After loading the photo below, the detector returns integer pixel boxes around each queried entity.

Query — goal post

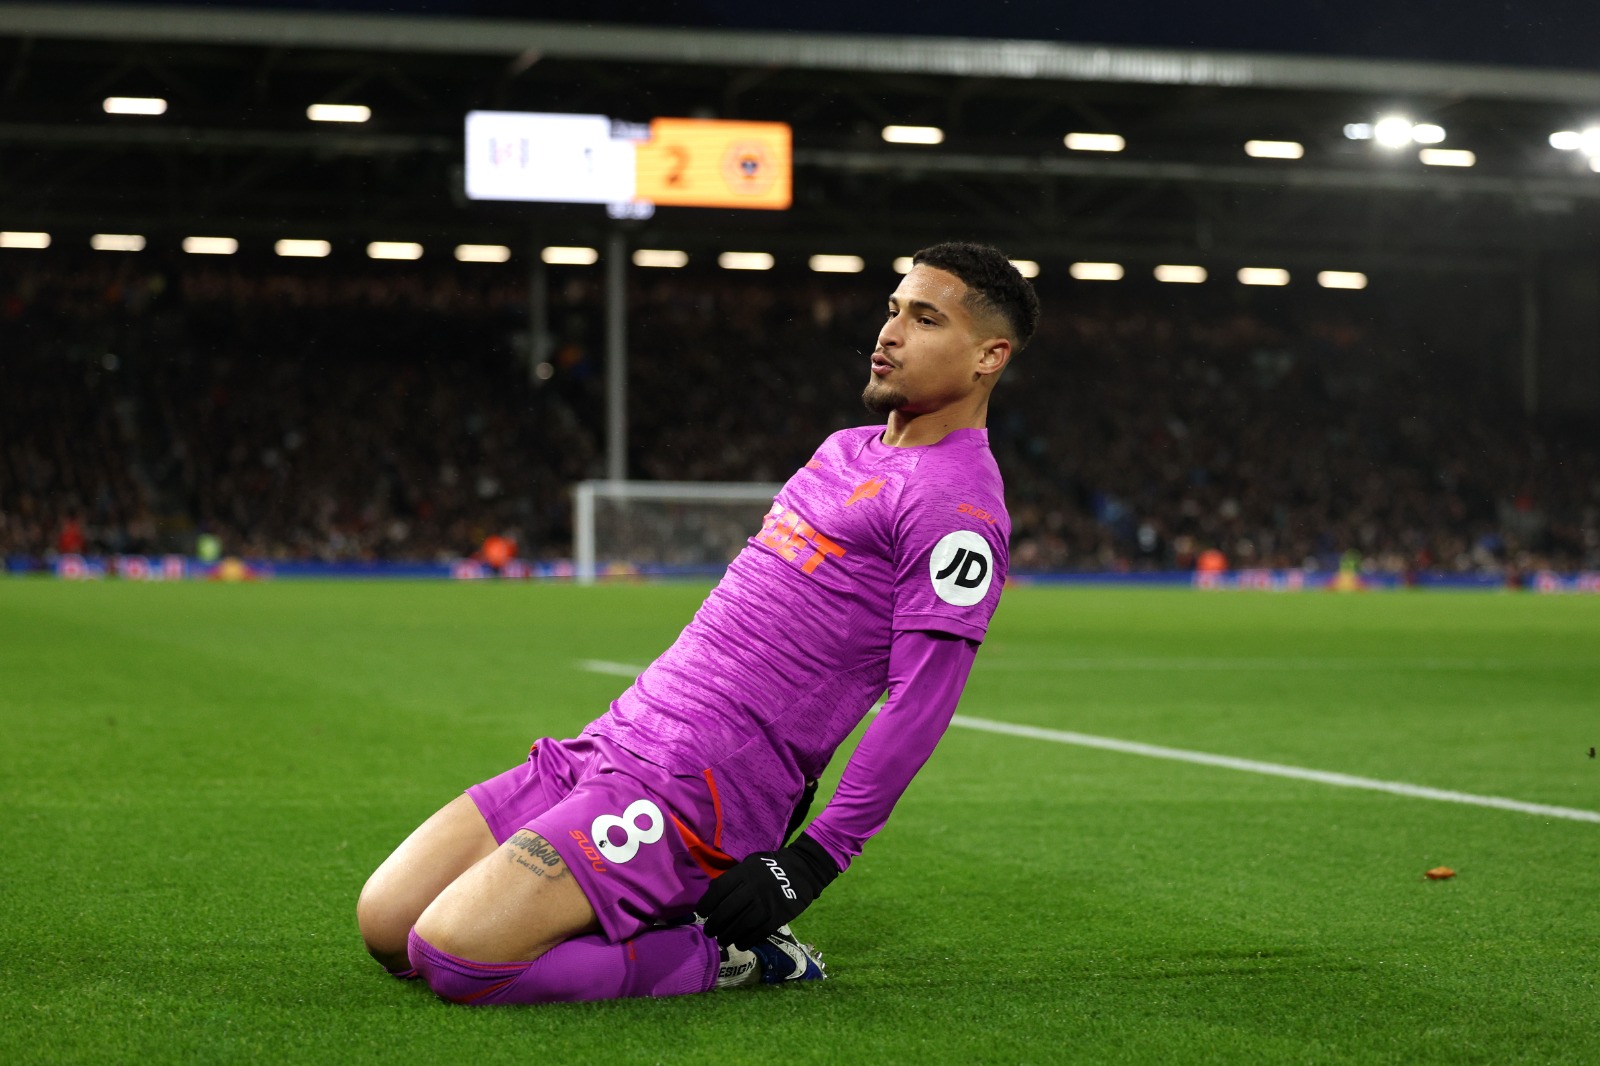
[572,480,783,585]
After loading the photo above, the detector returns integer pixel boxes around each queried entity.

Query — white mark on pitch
[579,659,1598,825]
[949,714,1600,825]
[979,657,1509,672]
[578,659,642,679]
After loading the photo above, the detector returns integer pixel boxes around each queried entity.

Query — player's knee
[356,873,413,971]
[409,901,470,962]
[409,899,561,975]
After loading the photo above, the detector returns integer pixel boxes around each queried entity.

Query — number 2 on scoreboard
[666,145,688,186]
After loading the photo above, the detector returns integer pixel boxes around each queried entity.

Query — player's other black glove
[697,831,839,950]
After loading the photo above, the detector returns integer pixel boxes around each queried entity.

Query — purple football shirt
[586,425,1010,863]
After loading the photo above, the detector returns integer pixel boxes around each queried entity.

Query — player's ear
[975,337,1011,378]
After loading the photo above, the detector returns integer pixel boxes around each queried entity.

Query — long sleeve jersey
[587,424,1010,868]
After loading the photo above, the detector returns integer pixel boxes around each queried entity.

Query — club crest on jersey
[845,477,886,506]
[929,530,993,606]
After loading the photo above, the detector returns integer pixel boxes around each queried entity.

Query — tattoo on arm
[505,831,568,879]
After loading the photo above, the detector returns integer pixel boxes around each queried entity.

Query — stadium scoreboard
[465,111,791,211]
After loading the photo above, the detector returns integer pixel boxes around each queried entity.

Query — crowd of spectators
[1,257,595,565]
[989,285,1600,577]
[2,253,1597,576]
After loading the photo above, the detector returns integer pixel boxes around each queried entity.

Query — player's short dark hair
[911,242,1041,351]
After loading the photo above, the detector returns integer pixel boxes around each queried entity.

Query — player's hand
[696,832,839,950]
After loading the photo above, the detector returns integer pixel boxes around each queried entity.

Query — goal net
[571,480,783,584]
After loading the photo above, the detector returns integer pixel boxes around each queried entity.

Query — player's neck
[880,400,988,448]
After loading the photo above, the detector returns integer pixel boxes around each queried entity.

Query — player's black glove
[697,831,839,950]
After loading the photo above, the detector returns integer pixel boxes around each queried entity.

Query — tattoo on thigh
[505,831,567,879]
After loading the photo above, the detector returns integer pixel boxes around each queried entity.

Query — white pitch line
[578,659,644,679]
[979,657,1509,672]
[950,714,1600,824]
[576,660,1599,825]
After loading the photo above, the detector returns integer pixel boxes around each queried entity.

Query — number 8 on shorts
[590,799,665,864]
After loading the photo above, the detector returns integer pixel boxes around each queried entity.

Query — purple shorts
[466,734,735,943]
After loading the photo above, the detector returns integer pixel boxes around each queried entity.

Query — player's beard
[861,378,905,415]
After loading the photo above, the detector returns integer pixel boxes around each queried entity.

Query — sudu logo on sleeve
[928,530,994,606]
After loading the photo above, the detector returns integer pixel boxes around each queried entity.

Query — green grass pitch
[1,580,1597,1065]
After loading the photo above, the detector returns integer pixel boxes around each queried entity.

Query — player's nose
[877,316,901,350]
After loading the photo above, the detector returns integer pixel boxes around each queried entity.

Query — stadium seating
[2,257,1596,575]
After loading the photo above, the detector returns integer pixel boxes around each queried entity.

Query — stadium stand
[3,255,1596,576]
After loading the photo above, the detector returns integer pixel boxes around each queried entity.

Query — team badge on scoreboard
[723,140,778,197]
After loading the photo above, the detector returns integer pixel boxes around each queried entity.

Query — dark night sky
[52,0,1600,72]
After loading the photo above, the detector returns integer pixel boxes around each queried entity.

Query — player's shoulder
[897,430,1007,519]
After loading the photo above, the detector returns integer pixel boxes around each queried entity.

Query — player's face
[863,265,1005,417]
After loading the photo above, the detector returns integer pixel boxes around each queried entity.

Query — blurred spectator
[56,512,85,555]
[477,532,516,572]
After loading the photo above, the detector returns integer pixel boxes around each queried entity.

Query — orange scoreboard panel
[634,119,792,210]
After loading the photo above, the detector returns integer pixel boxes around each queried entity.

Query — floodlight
[892,257,915,274]
[455,244,511,263]
[1154,264,1207,284]
[539,246,596,265]
[307,104,371,123]
[1419,149,1474,167]
[632,249,688,268]
[1237,267,1290,286]
[1069,262,1123,281]
[1064,132,1125,152]
[91,234,145,252]
[1343,123,1374,140]
[809,255,865,274]
[103,96,166,116]
[1373,116,1415,148]
[718,251,775,271]
[183,236,238,255]
[1318,271,1368,290]
[275,239,331,258]
[1244,140,1304,159]
[1009,259,1040,278]
[881,125,944,145]
[1412,124,1446,144]
[1550,131,1582,151]
[0,231,50,249]
[368,241,424,261]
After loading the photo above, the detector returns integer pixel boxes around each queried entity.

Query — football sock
[406,924,717,1004]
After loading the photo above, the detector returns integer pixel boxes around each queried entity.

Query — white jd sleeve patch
[928,530,994,606]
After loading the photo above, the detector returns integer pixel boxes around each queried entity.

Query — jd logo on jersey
[929,530,994,606]
[937,548,988,587]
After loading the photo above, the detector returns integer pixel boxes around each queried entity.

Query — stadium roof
[5,3,1600,273]
[12,3,1600,101]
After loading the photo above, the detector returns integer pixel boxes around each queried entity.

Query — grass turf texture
[1,581,1596,1065]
